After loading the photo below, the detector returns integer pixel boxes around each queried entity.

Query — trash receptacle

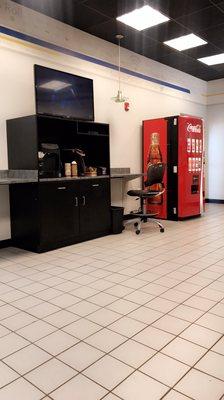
[111,206,124,234]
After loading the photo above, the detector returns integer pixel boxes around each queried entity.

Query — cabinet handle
[75,197,78,207]
[57,186,66,190]
[92,184,99,187]
[82,195,86,206]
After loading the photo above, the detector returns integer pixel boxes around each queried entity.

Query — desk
[111,173,145,180]
[110,168,145,210]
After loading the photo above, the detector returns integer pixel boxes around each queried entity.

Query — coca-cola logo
[187,123,201,133]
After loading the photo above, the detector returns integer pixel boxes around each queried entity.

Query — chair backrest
[144,162,166,187]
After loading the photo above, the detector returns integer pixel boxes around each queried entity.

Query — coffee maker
[38,143,61,178]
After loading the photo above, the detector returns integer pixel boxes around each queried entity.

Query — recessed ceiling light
[198,53,224,65]
[116,5,169,31]
[164,33,207,51]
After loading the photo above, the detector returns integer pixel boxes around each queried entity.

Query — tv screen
[34,65,94,121]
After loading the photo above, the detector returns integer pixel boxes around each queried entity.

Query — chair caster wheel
[134,222,138,227]
[160,228,165,233]
[136,230,140,235]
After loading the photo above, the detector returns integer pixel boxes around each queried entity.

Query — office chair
[126,162,166,234]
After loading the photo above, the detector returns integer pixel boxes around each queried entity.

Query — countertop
[0,170,38,185]
[0,170,144,184]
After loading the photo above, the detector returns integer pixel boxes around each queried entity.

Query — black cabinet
[79,179,111,236]
[7,114,111,253]
[39,182,80,245]
[10,178,111,252]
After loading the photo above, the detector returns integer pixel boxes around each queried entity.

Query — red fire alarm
[124,102,130,112]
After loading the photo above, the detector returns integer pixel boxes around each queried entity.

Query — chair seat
[127,189,161,197]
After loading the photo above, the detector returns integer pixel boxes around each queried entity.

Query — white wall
[0,0,208,239]
[206,79,224,199]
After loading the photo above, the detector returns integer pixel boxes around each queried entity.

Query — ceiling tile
[13,0,109,28]
[148,0,212,19]
[177,5,224,32]
[183,43,223,59]
[86,19,157,49]
[144,21,189,42]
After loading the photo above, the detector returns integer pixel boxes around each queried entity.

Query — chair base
[124,212,165,234]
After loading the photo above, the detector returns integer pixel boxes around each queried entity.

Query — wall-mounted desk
[110,168,145,211]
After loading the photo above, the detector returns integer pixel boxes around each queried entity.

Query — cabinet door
[79,179,111,236]
[39,182,79,244]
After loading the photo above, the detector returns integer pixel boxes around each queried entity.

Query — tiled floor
[0,204,224,400]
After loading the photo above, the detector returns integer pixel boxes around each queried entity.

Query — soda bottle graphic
[147,132,163,204]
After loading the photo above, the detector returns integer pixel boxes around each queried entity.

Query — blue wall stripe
[0,25,191,94]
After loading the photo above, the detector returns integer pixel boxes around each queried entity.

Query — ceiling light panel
[117,5,169,31]
[164,34,207,51]
[198,53,224,65]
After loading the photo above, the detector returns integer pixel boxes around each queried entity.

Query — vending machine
[143,115,204,220]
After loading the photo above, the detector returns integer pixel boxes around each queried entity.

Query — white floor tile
[111,339,156,368]
[175,369,224,400]
[183,295,216,311]
[162,390,193,399]
[49,293,80,307]
[1,311,37,331]
[162,337,207,366]
[124,290,154,305]
[107,299,139,314]
[0,332,29,358]
[58,342,104,371]
[36,330,78,355]
[196,313,224,334]
[0,377,44,400]
[146,297,177,313]
[67,300,100,316]
[85,328,126,352]
[212,336,224,355]
[152,315,190,335]
[128,307,163,325]
[140,353,190,387]
[195,351,224,381]
[25,358,75,393]
[169,304,204,322]
[17,320,56,342]
[0,361,19,388]
[180,324,222,348]
[134,326,175,350]
[4,344,51,374]
[63,318,101,339]
[84,354,133,390]
[86,308,121,327]
[103,394,121,400]
[28,302,60,318]
[44,310,80,328]
[51,374,107,400]
[109,316,146,337]
[0,324,10,337]
[114,370,169,400]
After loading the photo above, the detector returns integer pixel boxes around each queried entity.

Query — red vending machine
[143,115,204,220]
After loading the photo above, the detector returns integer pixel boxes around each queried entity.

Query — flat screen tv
[34,65,94,121]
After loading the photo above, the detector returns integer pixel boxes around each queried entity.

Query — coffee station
[7,65,111,252]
